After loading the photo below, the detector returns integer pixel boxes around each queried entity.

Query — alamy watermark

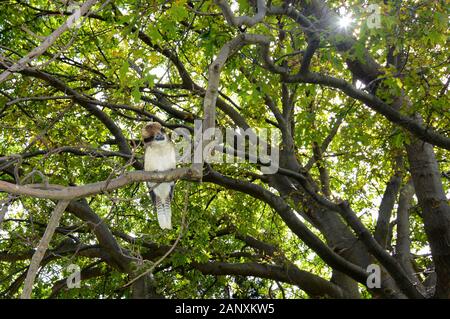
[365,4,381,29]
[66,264,81,289]
[171,119,280,174]
[366,264,381,288]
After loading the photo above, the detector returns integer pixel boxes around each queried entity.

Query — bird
[142,122,176,229]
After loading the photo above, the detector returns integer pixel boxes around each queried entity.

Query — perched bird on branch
[142,122,176,229]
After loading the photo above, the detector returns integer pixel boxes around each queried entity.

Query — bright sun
[338,15,354,29]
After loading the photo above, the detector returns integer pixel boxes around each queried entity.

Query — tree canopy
[0,0,449,299]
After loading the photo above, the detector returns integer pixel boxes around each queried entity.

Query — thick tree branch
[312,141,331,197]
[374,166,403,249]
[194,261,345,298]
[203,167,376,287]
[263,164,424,298]
[395,180,424,293]
[123,225,346,298]
[266,4,450,150]
[0,168,198,200]
[282,72,450,151]
[66,199,132,271]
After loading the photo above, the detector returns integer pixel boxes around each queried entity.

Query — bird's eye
[161,128,166,134]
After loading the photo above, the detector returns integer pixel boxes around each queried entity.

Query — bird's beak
[154,133,165,141]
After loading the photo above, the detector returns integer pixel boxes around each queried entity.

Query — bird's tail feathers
[155,197,172,230]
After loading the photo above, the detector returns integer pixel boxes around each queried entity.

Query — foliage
[0,0,448,299]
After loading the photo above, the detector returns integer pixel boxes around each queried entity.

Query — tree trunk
[406,136,450,298]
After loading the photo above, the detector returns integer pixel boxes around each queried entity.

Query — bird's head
[142,122,168,145]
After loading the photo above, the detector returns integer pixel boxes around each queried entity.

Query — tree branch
[203,167,374,287]
[20,200,70,299]
[215,0,266,28]
[374,164,403,249]
[0,0,99,83]
[282,72,450,151]
[193,260,345,298]
[0,168,198,200]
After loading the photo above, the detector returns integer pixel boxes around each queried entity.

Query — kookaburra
[142,122,176,229]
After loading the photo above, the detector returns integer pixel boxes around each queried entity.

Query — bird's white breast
[144,141,176,172]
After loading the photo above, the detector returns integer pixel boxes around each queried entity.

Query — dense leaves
[0,0,448,299]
